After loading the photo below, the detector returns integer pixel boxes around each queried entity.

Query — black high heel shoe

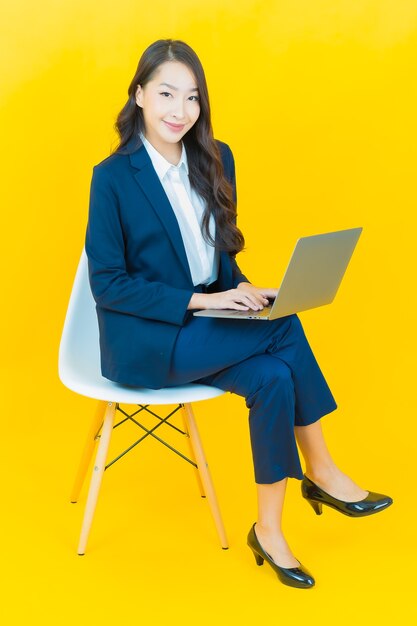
[247,523,315,589]
[301,474,393,517]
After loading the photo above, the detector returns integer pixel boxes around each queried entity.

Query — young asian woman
[85,38,393,589]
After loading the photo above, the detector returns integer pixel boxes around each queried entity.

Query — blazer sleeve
[226,145,252,288]
[85,165,194,326]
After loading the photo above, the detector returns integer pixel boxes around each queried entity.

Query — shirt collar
[139,130,189,180]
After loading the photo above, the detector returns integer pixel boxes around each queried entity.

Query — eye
[159,92,200,101]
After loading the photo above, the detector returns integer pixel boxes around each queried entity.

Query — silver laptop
[193,227,363,320]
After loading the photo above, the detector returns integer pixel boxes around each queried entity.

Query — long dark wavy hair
[112,38,245,256]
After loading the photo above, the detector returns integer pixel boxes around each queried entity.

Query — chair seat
[60,360,225,405]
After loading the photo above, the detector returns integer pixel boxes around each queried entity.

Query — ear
[135,84,143,108]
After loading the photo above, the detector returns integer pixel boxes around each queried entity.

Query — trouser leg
[198,354,303,483]
[165,313,337,482]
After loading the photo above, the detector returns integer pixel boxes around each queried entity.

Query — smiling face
[135,61,201,158]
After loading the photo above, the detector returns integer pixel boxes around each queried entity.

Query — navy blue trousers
[165,302,337,484]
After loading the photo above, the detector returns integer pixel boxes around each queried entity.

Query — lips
[164,121,185,131]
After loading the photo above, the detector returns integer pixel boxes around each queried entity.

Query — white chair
[58,248,228,555]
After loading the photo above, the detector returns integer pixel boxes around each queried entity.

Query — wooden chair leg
[77,401,116,555]
[180,405,206,498]
[181,403,229,549]
[70,400,107,503]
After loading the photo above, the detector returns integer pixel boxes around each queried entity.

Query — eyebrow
[159,82,199,92]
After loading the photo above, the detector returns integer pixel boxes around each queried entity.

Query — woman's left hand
[236,282,278,308]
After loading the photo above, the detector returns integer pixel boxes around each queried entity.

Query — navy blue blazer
[85,136,250,389]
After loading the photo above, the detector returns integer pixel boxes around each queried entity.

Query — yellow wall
[1,1,415,623]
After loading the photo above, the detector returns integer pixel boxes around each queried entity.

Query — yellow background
[1,0,415,622]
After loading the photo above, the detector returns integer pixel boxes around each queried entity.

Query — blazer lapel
[129,139,194,284]
[128,135,231,289]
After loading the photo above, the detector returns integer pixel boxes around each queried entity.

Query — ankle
[305,462,339,483]
[255,522,284,539]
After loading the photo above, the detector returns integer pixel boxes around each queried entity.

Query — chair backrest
[58,248,102,386]
[58,249,226,404]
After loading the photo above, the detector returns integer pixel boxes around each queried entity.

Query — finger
[255,293,270,304]
[239,295,264,310]
[227,295,256,310]
[249,293,269,307]
[244,288,271,305]
[229,303,250,310]
[224,295,250,310]
[229,292,265,310]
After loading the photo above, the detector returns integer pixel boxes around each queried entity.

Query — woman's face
[135,61,201,152]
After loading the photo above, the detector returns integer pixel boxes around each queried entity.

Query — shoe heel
[248,543,264,566]
[306,498,323,515]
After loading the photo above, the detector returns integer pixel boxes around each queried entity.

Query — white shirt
[139,131,219,286]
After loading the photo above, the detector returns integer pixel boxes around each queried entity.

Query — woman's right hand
[207,288,270,311]
[188,288,269,311]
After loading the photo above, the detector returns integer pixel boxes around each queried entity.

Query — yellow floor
[1,362,414,625]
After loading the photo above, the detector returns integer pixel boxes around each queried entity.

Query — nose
[172,98,186,120]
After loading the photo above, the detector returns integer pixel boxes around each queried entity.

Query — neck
[141,131,182,165]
